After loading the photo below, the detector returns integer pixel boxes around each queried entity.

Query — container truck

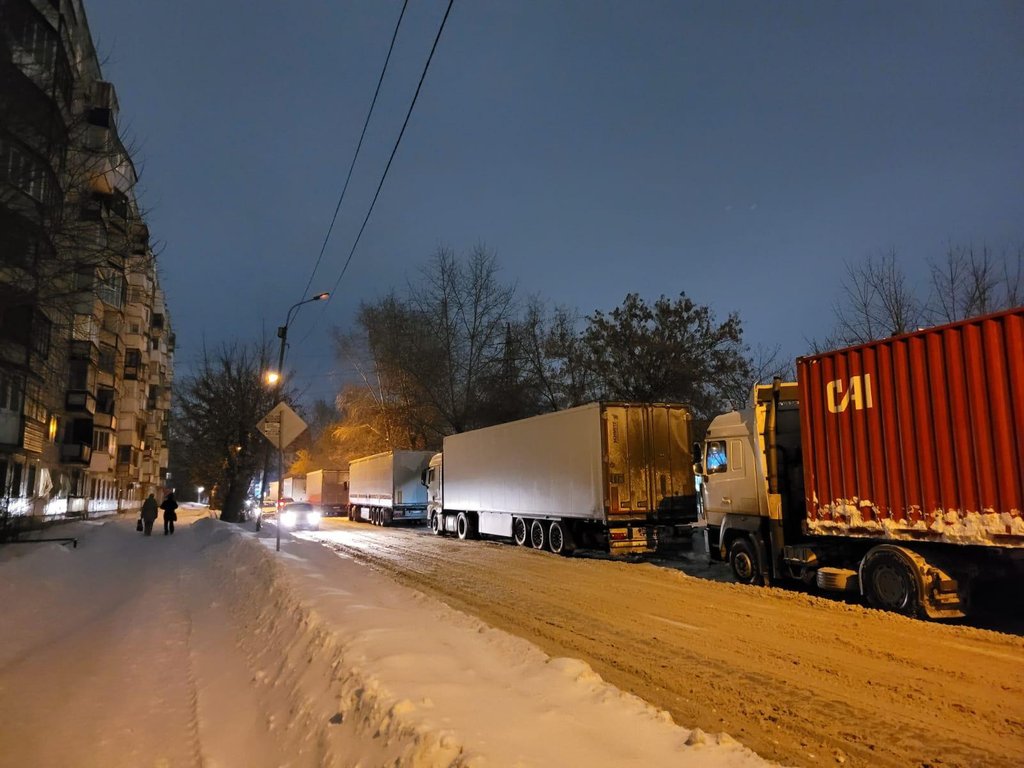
[348,450,434,525]
[282,476,307,502]
[698,307,1024,618]
[424,402,697,555]
[306,468,350,516]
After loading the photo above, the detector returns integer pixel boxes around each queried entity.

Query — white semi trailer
[424,402,696,555]
[348,450,435,525]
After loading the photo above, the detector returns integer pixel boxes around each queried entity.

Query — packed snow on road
[0,507,771,767]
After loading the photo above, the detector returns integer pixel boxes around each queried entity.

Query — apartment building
[0,0,173,526]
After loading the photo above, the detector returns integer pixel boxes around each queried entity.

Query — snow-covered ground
[0,507,773,767]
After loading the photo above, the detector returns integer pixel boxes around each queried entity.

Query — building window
[0,137,55,206]
[72,314,98,344]
[98,344,116,373]
[124,348,141,379]
[26,465,37,497]
[96,387,115,415]
[96,268,124,308]
[0,373,24,413]
[24,383,46,422]
[31,311,50,358]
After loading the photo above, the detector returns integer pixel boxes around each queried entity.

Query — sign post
[256,402,308,551]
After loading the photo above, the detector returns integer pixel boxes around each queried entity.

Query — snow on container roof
[797,306,1024,546]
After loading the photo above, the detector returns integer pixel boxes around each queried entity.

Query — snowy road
[306,518,1024,768]
[0,510,772,768]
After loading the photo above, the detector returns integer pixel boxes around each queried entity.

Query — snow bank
[194,518,774,767]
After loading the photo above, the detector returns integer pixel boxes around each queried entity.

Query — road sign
[257,402,307,449]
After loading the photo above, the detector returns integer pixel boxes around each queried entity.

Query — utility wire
[291,0,456,354]
[325,0,456,300]
[298,0,410,303]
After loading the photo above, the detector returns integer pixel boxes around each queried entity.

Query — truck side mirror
[692,442,702,462]
[421,469,428,486]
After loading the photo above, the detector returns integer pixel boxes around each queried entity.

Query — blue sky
[85,0,1024,403]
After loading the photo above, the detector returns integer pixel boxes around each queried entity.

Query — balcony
[93,411,117,430]
[65,390,97,414]
[60,442,92,464]
[89,450,111,474]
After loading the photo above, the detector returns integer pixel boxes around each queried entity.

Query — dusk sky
[86,0,1024,404]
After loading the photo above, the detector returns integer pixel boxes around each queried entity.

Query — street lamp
[269,291,329,552]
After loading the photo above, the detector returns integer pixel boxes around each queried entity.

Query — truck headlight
[307,510,322,526]
[280,510,297,528]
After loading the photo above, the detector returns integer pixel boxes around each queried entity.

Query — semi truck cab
[699,380,976,619]
[699,381,801,585]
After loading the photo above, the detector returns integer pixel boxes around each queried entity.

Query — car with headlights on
[278,501,321,531]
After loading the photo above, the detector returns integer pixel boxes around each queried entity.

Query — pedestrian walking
[140,493,158,536]
[160,491,179,535]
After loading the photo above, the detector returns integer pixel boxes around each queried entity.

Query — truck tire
[430,512,443,535]
[548,520,575,556]
[512,517,528,546]
[456,512,471,540]
[861,547,921,617]
[530,519,546,550]
[729,537,763,585]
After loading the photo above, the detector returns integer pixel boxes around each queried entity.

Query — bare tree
[341,245,519,440]
[928,244,1023,323]
[827,250,923,347]
[173,341,278,522]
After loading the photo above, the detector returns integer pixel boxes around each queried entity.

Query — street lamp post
[266,292,329,552]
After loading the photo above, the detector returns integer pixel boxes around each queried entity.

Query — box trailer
[425,402,697,554]
[282,476,306,502]
[348,450,434,525]
[305,469,350,516]
[700,307,1024,618]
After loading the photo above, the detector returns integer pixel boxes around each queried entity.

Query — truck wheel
[512,517,528,546]
[548,520,575,556]
[430,513,443,535]
[729,537,764,585]
[456,512,471,540]
[530,520,546,550]
[862,548,920,617]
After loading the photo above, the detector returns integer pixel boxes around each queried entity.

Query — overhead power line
[299,0,410,303]
[290,0,456,356]
[325,0,456,300]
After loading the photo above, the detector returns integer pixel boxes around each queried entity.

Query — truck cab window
[705,441,728,474]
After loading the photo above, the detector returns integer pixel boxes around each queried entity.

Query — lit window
[705,441,728,474]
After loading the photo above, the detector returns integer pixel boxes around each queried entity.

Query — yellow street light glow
[265,371,280,385]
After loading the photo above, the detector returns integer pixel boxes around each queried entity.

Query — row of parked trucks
[283,308,1023,619]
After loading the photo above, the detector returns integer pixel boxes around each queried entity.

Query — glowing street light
[197,485,205,504]
[268,291,329,552]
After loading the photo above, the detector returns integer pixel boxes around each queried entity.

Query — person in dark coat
[140,494,159,536]
[160,491,179,535]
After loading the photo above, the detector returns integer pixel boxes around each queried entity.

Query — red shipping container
[797,307,1024,547]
